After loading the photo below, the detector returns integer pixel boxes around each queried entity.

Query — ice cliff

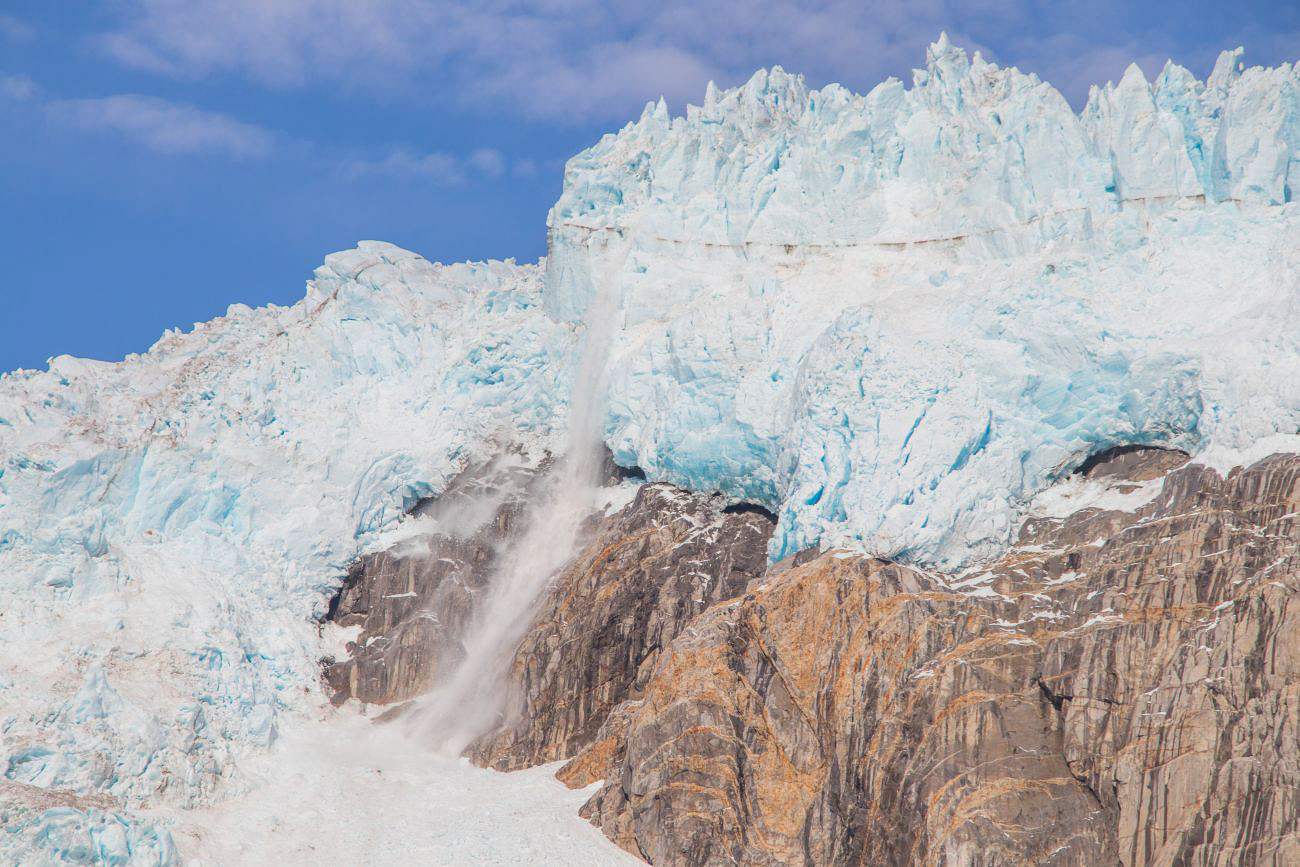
[548,35,1300,565]
[1,36,1298,862]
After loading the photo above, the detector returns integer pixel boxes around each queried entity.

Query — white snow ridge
[2,37,1299,864]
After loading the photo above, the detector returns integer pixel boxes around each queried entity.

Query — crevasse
[1,37,1298,861]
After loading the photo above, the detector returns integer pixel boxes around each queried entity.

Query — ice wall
[548,37,1298,319]
[546,36,1300,565]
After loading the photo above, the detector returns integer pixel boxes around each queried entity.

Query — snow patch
[1029,475,1166,519]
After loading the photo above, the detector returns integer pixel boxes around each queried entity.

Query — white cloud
[343,147,512,185]
[96,0,435,86]
[466,148,505,177]
[346,149,465,184]
[93,0,1300,123]
[92,0,990,121]
[0,74,40,102]
[48,94,274,158]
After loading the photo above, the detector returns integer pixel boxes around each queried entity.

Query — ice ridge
[0,243,575,860]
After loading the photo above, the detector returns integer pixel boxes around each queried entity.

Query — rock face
[325,448,1300,866]
[322,457,541,705]
[567,450,1300,866]
[472,484,774,770]
[578,550,1106,866]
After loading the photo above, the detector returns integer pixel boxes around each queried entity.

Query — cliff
[329,446,1300,865]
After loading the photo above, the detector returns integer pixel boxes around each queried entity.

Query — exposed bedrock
[322,457,544,705]
[325,447,1300,866]
[470,483,775,770]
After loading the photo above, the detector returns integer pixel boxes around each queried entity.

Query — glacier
[1,36,1299,862]
[0,248,588,862]
[548,35,1300,565]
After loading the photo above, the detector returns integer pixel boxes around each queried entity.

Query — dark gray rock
[1076,443,1191,482]
[322,457,541,705]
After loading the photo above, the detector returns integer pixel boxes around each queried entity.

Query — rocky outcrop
[320,453,752,713]
[1073,443,1189,481]
[324,447,1300,865]
[571,450,1300,866]
[472,484,774,770]
[322,458,541,705]
[577,549,1106,865]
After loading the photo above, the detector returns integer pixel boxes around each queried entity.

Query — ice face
[547,38,1300,566]
[2,39,1299,862]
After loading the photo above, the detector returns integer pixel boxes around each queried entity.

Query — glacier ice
[0,244,581,861]
[546,37,1300,565]
[1,37,1299,862]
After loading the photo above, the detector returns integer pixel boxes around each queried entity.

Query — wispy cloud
[3,70,511,174]
[466,147,505,178]
[91,0,1300,123]
[48,94,274,158]
[344,146,509,185]
[91,0,983,121]
[0,13,34,42]
[0,73,40,102]
[96,0,431,86]
[1,67,275,160]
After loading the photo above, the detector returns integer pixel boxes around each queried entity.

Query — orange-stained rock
[326,447,1300,866]
[568,451,1300,866]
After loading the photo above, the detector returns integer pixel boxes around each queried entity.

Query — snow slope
[2,37,1299,863]
[168,715,641,867]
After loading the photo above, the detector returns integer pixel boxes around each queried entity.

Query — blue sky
[2,1,1297,373]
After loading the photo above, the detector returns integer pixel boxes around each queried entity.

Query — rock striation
[471,483,774,770]
[565,450,1300,866]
